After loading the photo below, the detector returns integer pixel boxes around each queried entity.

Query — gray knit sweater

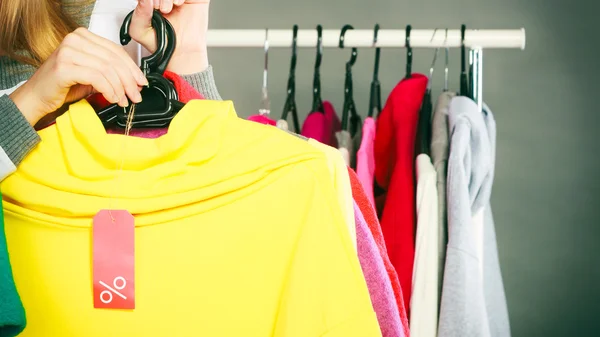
[0,3,221,181]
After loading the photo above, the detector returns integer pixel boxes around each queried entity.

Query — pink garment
[356,117,377,206]
[106,71,204,139]
[355,201,404,337]
[301,101,340,147]
[248,114,277,126]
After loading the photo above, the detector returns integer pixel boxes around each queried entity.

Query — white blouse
[88,0,143,64]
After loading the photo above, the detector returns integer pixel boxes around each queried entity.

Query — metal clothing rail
[206,29,526,49]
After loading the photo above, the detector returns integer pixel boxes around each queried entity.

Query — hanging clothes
[1,99,381,337]
[410,154,439,337]
[301,101,341,147]
[347,168,410,337]
[336,130,353,167]
[438,97,510,337]
[373,74,428,315]
[354,202,403,337]
[429,91,456,305]
[351,116,363,169]
[356,117,377,206]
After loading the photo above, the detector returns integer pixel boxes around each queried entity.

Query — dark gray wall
[207,1,600,336]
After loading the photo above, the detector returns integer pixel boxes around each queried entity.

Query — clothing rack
[205,28,526,110]
[206,29,526,49]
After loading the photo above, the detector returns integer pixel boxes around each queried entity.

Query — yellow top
[2,100,381,337]
[307,138,356,249]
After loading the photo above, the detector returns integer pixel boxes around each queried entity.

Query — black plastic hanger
[121,10,168,76]
[281,25,301,133]
[460,24,470,98]
[98,10,183,129]
[339,25,360,136]
[97,10,170,125]
[415,30,440,156]
[368,24,382,118]
[121,12,183,128]
[311,25,324,113]
[405,25,412,79]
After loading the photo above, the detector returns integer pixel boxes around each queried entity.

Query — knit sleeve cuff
[0,95,40,166]
[180,65,222,101]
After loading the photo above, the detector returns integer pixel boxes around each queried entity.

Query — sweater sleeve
[180,65,222,101]
[0,95,40,181]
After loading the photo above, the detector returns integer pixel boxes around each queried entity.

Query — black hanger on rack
[281,25,301,133]
[415,29,440,156]
[311,25,324,113]
[98,10,184,129]
[405,25,412,79]
[460,24,470,98]
[339,25,360,136]
[368,24,382,118]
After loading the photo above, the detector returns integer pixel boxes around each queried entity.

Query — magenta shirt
[301,101,340,147]
[356,117,377,206]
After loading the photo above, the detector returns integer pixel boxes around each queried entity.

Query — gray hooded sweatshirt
[430,91,456,306]
[438,96,510,337]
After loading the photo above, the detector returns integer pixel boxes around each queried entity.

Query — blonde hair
[0,0,78,67]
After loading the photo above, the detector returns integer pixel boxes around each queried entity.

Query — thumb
[130,0,157,52]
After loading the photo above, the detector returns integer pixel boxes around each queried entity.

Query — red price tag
[92,210,135,309]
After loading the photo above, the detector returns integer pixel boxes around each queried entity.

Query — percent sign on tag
[93,210,135,309]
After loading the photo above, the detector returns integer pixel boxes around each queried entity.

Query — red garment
[247,114,277,126]
[301,101,341,147]
[374,74,428,317]
[348,167,410,337]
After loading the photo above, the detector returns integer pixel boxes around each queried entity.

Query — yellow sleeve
[307,139,356,250]
[272,163,380,337]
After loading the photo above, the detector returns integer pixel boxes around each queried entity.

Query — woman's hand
[9,28,148,126]
[129,0,210,74]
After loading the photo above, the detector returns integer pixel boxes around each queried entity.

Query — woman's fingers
[160,0,174,13]
[60,64,118,106]
[74,28,147,88]
[60,29,144,106]
[153,0,161,9]
[70,50,133,107]
[69,31,143,106]
[131,0,158,52]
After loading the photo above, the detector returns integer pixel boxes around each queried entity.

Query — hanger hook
[312,25,324,113]
[405,25,412,79]
[259,28,270,115]
[460,24,469,95]
[120,10,167,75]
[290,25,298,72]
[263,28,269,88]
[428,28,439,90]
[315,25,323,69]
[444,28,449,91]
[369,23,382,118]
[373,24,381,80]
[339,24,358,67]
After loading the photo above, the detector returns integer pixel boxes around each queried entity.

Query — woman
[0,0,220,181]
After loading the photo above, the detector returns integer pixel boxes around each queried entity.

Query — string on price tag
[92,104,137,310]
